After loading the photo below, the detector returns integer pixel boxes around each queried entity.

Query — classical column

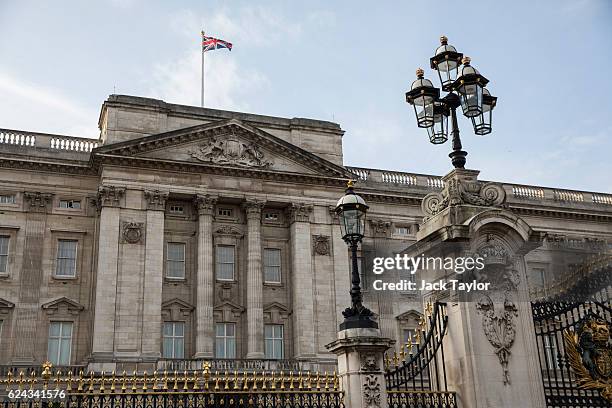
[193,194,217,359]
[288,203,316,358]
[141,190,168,360]
[244,199,265,359]
[91,186,125,361]
[12,192,53,364]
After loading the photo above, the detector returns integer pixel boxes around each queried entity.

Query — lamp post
[405,36,497,169]
[335,181,378,330]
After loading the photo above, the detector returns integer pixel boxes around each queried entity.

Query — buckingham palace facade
[0,94,610,373]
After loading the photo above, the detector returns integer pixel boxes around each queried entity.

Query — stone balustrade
[346,166,612,208]
[0,128,98,153]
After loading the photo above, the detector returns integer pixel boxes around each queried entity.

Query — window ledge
[165,277,187,283]
[263,282,282,287]
[216,279,237,284]
[0,273,9,279]
[52,275,77,281]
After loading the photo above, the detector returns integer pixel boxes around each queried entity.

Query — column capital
[287,203,313,223]
[143,189,169,211]
[97,185,125,208]
[194,194,218,216]
[23,191,54,213]
[242,199,265,220]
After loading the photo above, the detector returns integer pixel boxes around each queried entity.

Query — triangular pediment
[0,298,15,310]
[94,119,351,179]
[213,300,244,313]
[161,298,195,311]
[41,297,84,314]
[396,309,423,322]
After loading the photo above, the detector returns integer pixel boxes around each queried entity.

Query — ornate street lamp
[335,181,378,330]
[406,36,497,169]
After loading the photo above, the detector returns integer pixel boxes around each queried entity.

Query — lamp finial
[416,68,424,78]
[462,56,471,65]
[347,180,355,188]
[440,35,448,45]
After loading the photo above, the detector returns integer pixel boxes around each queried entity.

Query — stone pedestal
[326,328,394,408]
[412,168,546,408]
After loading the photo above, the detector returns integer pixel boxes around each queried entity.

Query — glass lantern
[427,103,450,144]
[451,57,489,118]
[335,181,369,243]
[405,68,440,128]
[471,88,497,135]
[430,36,463,92]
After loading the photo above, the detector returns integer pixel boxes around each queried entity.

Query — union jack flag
[202,35,233,52]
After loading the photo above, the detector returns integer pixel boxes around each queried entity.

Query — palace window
[263,248,281,283]
[47,321,73,365]
[0,236,9,274]
[0,194,15,204]
[264,212,279,221]
[215,323,236,359]
[216,245,235,281]
[59,200,81,209]
[56,240,77,277]
[162,322,185,359]
[264,324,284,359]
[169,205,184,214]
[395,226,409,235]
[217,208,233,217]
[166,242,186,279]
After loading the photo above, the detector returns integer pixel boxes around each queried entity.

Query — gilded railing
[0,362,344,407]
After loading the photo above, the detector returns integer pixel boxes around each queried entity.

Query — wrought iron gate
[384,302,457,408]
[532,300,612,407]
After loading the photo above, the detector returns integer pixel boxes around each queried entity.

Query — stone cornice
[144,189,169,211]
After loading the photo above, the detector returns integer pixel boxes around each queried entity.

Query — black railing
[384,302,450,393]
[532,298,612,407]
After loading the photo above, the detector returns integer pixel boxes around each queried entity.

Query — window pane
[216,247,235,280]
[163,338,173,358]
[227,338,236,358]
[226,323,235,337]
[163,323,173,336]
[61,322,73,337]
[174,338,184,358]
[167,243,185,261]
[216,340,225,358]
[0,256,7,274]
[49,322,61,337]
[265,339,273,359]
[59,339,71,365]
[215,323,224,337]
[48,338,59,364]
[174,322,184,336]
[167,261,184,278]
[265,325,273,338]
[0,236,9,255]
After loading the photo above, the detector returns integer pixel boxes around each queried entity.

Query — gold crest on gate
[564,315,612,402]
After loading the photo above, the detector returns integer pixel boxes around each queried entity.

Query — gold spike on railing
[172,370,179,391]
[279,371,285,390]
[242,371,249,390]
[270,371,276,390]
[203,363,210,391]
[315,372,321,390]
[289,371,294,390]
[251,370,258,391]
[214,371,220,391]
[333,370,339,391]
[392,351,399,367]
[261,371,267,390]
[324,371,330,391]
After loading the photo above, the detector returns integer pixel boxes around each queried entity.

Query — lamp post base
[339,315,379,330]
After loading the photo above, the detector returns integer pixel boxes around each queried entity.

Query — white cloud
[0,72,98,137]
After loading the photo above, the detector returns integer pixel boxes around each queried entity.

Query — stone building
[0,94,610,373]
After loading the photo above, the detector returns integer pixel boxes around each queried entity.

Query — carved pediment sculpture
[188,135,272,168]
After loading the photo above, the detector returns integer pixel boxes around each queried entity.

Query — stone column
[326,328,394,408]
[141,190,168,360]
[244,199,265,359]
[91,186,125,362]
[12,192,53,364]
[288,203,316,358]
[193,194,217,359]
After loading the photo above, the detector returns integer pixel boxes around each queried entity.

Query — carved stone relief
[23,191,53,213]
[312,235,330,255]
[360,352,380,372]
[121,222,144,244]
[143,189,169,211]
[188,135,272,168]
[362,374,382,408]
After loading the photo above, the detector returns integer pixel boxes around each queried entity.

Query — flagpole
[201,30,205,107]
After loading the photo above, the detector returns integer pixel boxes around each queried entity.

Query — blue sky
[0,0,611,192]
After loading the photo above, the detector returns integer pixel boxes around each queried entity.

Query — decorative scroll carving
[97,186,125,208]
[475,238,520,385]
[143,189,169,211]
[312,235,330,256]
[422,169,506,219]
[360,352,379,372]
[23,191,53,213]
[189,136,272,168]
[121,222,144,244]
[363,374,382,407]
[563,315,612,402]
[287,203,313,223]
[214,225,244,238]
[193,194,217,216]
